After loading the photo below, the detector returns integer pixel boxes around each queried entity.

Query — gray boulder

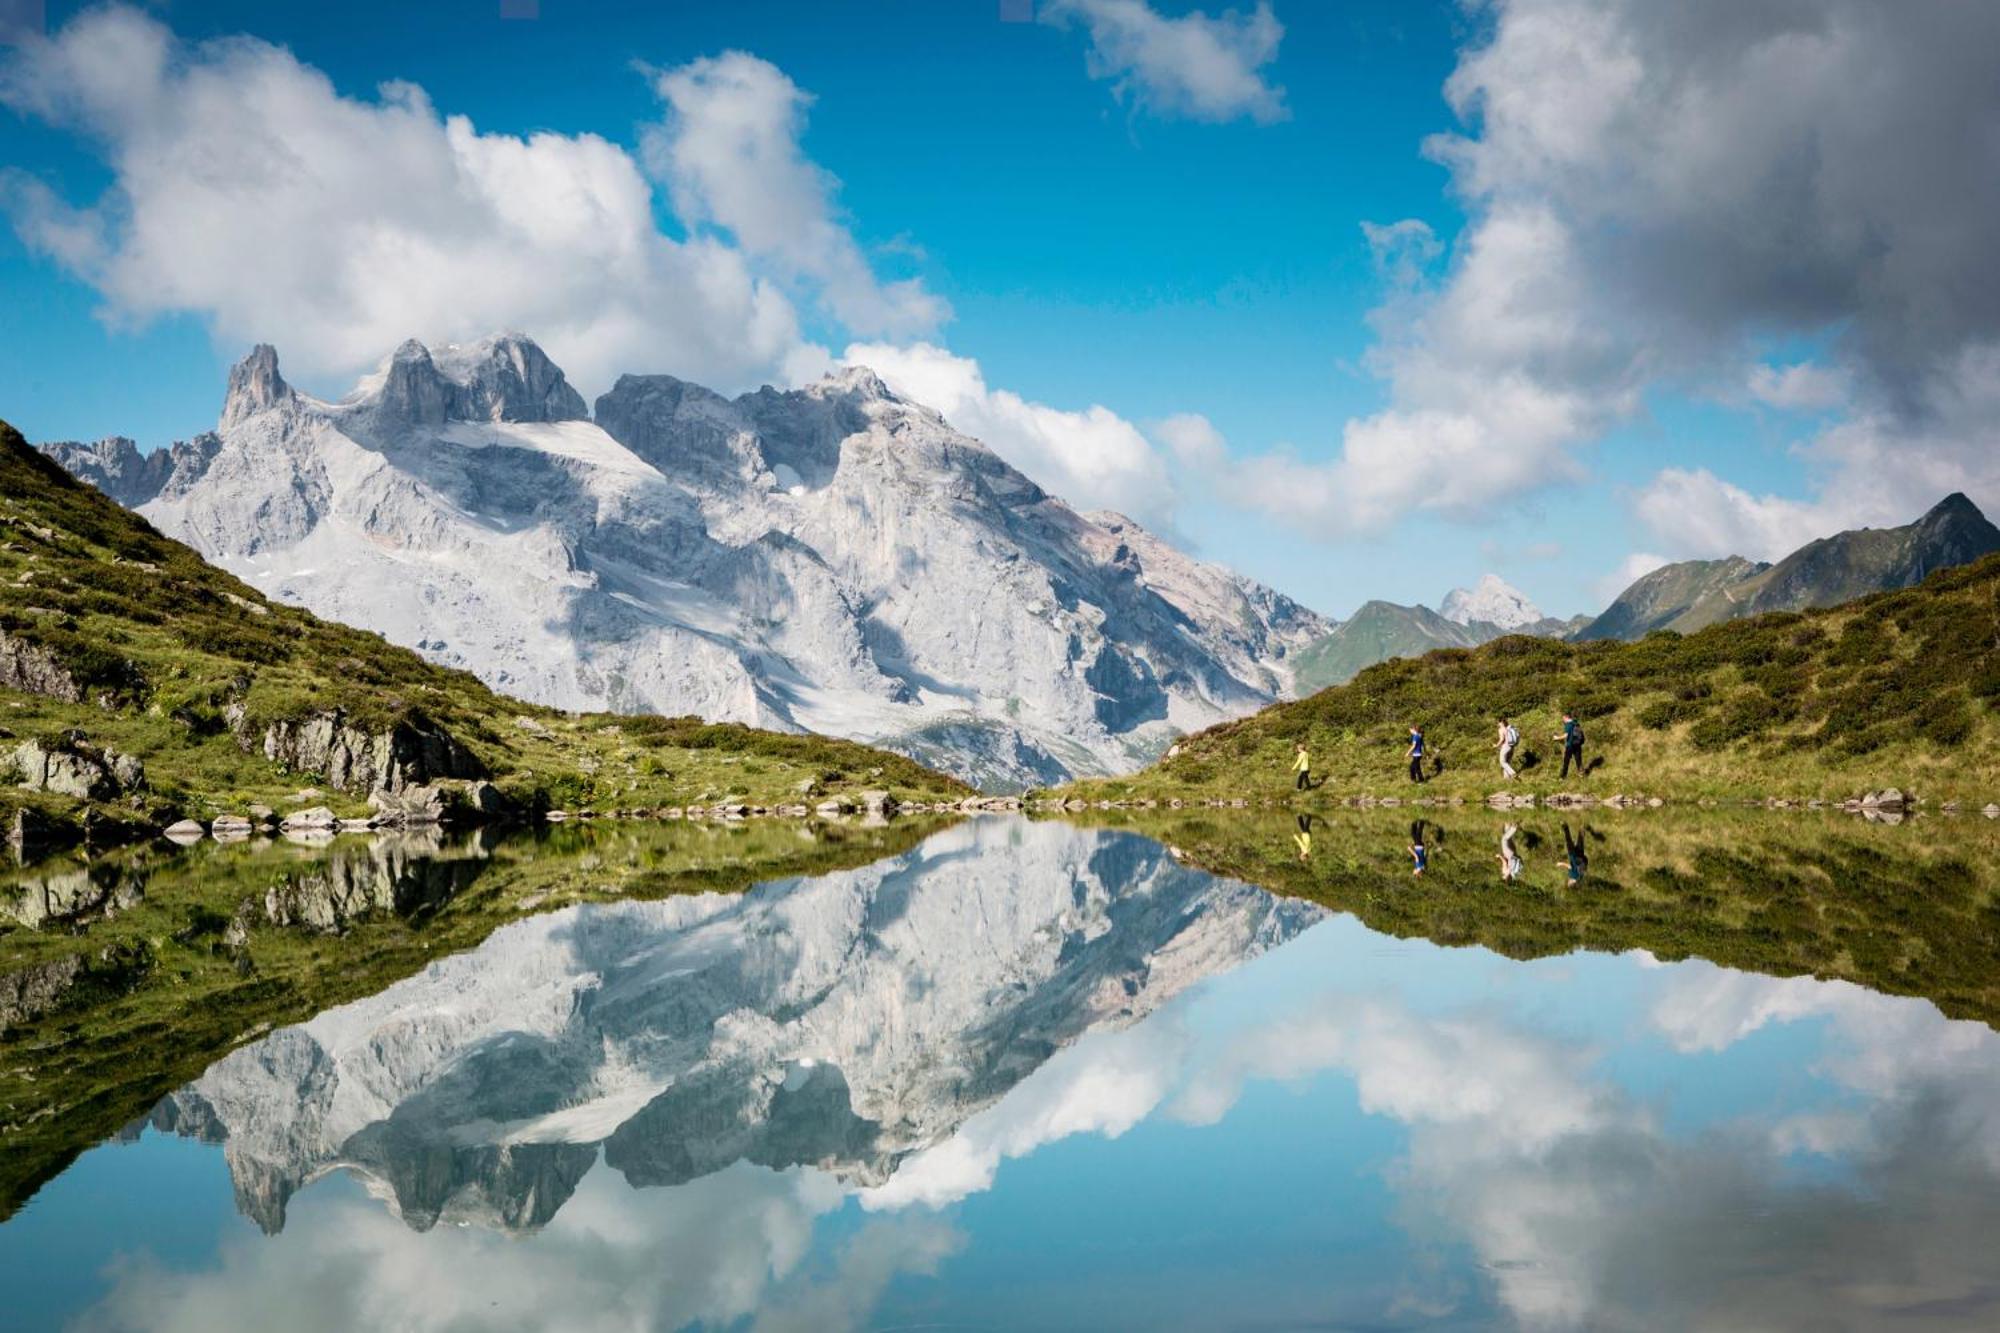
[0,630,83,703]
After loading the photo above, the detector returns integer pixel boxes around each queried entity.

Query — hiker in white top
[1498,822,1522,882]
[1496,716,1519,780]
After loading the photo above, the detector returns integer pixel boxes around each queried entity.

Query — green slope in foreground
[0,418,969,847]
[1054,553,2000,806]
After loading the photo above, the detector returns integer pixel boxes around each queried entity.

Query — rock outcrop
[10,736,144,801]
[257,711,483,795]
[0,629,83,703]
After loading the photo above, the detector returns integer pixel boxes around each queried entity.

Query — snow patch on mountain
[1439,574,1543,630]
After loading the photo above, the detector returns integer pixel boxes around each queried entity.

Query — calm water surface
[4,816,1999,1330]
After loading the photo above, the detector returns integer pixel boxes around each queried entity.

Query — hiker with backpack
[1496,716,1519,780]
[1555,711,1586,779]
[1407,726,1426,784]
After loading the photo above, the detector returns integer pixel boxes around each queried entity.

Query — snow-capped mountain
[151,820,1322,1234]
[45,335,1329,788]
[1438,574,1542,630]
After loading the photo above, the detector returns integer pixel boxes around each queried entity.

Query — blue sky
[3,0,1995,619]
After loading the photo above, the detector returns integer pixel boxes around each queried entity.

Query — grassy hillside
[1062,807,2000,1029]
[0,417,969,846]
[0,816,943,1217]
[1056,553,2000,805]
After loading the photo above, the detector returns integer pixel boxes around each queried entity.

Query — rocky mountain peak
[817,364,893,402]
[430,333,589,423]
[1439,574,1542,630]
[220,343,293,426]
[349,333,590,432]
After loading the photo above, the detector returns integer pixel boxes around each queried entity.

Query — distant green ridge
[1577,493,2000,640]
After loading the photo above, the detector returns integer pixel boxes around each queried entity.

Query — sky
[2,0,1997,620]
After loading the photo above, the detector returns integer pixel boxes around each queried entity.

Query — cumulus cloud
[640,52,946,340]
[1591,549,1666,602]
[0,7,939,395]
[1042,0,1287,124]
[1232,0,2000,545]
[843,340,1178,529]
[1746,360,1847,413]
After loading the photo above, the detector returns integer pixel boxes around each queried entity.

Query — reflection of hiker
[1293,813,1314,860]
[1407,726,1426,784]
[1496,717,1519,780]
[1409,818,1431,876]
[1557,822,1588,886]
[1498,822,1522,882]
[1292,741,1312,791]
[1555,712,1586,779]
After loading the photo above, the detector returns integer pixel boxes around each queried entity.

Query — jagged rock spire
[221,344,293,426]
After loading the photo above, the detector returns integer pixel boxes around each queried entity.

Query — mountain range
[36,337,1999,788]
[1292,576,1588,691]
[1573,494,2000,640]
[1288,497,1999,688]
[41,336,1328,790]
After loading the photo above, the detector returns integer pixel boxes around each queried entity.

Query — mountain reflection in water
[3,813,1999,1331]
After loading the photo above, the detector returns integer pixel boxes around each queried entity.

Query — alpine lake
[4,804,1999,1331]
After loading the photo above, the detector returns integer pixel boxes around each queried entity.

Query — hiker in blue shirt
[1409,835,1428,876]
[1407,726,1426,783]
[1556,821,1588,886]
[1555,711,1586,779]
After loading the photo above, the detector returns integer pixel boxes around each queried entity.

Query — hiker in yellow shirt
[1292,741,1312,791]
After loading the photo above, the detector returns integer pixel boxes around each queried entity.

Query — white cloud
[641,52,945,340]
[72,1160,960,1333]
[1042,0,1287,124]
[843,340,1178,529]
[0,7,932,397]
[1231,0,2000,542]
[1592,550,1666,602]
[1630,466,1898,563]
[1746,361,1846,412]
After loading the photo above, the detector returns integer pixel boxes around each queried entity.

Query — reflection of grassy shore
[0,817,946,1218]
[1063,806,2000,1030]
[1051,555,2000,807]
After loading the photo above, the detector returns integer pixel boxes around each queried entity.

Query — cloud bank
[0,7,940,396]
[1202,0,2000,551]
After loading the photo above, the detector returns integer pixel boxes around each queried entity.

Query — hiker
[1407,726,1426,784]
[1556,822,1588,886]
[1294,813,1314,861]
[1497,822,1522,882]
[1292,741,1312,791]
[1555,711,1586,779]
[1496,716,1519,780]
